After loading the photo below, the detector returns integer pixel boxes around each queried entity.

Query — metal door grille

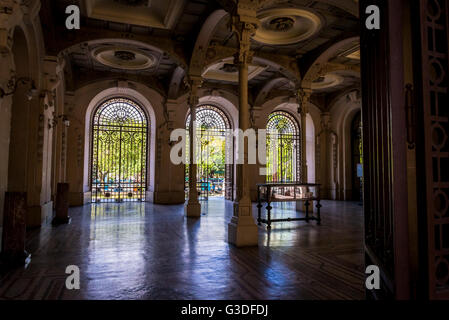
[266,111,301,183]
[185,105,232,200]
[91,98,148,203]
[415,0,449,299]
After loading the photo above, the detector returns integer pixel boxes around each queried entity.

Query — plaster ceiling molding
[345,50,360,60]
[202,57,268,83]
[337,43,360,60]
[311,73,344,90]
[92,46,157,70]
[83,0,186,29]
[252,8,323,45]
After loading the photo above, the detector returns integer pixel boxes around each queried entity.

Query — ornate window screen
[266,111,301,183]
[91,98,148,203]
[185,105,232,200]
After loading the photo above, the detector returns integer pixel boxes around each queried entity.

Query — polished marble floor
[0,199,365,300]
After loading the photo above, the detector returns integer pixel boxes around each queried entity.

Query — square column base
[228,201,258,247]
[185,201,201,217]
[27,201,53,228]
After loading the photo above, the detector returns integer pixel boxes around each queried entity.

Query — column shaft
[185,79,201,217]
[228,12,260,247]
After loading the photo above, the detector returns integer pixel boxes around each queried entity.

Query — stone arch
[197,91,239,131]
[301,36,360,89]
[254,78,296,107]
[65,81,164,205]
[256,97,320,184]
[189,9,229,77]
[1,15,49,227]
[329,91,362,200]
[184,92,239,200]
[168,67,186,100]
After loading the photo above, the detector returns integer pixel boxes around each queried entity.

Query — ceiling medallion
[202,57,267,83]
[268,17,295,32]
[114,51,136,61]
[92,46,156,70]
[253,8,323,45]
[313,76,326,84]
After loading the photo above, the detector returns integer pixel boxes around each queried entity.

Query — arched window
[186,105,233,200]
[91,98,148,203]
[266,111,301,182]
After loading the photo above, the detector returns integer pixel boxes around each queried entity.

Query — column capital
[185,75,203,107]
[296,88,312,114]
[320,112,332,130]
[231,4,259,65]
[185,75,203,88]
[43,56,65,92]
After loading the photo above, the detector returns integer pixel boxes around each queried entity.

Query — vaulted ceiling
[39,0,361,106]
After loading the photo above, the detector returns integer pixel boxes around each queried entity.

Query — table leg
[316,200,322,225]
[267,201,272,230]
[257,203,262,226]
[306,200,311,223]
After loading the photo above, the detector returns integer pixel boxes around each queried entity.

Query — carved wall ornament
[296,88,311,114]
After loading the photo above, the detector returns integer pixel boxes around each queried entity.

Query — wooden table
[257,182,322,229]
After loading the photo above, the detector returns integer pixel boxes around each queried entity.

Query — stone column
[49,58,68,204]
[317,112,332,199]
[0,0,25,255]
[296,89,312,212]
[184,76,203,217]
[228,5,260,247]
[26,57,63,227]
[297,89,312,183]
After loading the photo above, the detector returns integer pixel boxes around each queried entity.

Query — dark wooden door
[413,0,449,300]
[360,0,411,299]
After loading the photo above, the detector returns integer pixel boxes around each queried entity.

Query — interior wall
[250,97,320,200]
[329,93,362,200]
[0,2,51,232]
[7,27,30,194]
[66,81,170,206]
[306,114,316,183]
[0,50,15,249]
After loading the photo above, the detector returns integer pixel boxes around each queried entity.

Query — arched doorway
[91,98,149,203]
[351,111,363,202]
[186,105,233,200]
[266,111,301,182]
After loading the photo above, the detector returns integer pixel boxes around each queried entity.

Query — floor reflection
[0,198,365,300]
